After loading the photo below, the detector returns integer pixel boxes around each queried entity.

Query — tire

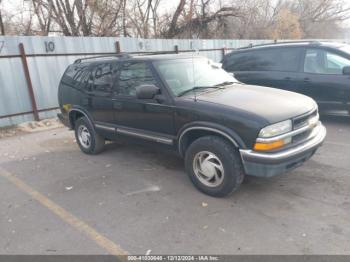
[185,135,244,197]
[74,117,105,155]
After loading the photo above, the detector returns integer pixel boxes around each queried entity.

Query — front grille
[290,108,319,147]
[293,109,318,130]
[292,129,312,144]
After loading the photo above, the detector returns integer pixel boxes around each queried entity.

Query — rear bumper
[57,113,71,128]
[240,123,326,177]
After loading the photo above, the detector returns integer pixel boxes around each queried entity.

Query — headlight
[258,120,292,138]
[254,120,292,151]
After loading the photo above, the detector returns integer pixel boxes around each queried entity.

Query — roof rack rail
[133,51,177,56]
[238,40,322,50]
[74,53,132,64]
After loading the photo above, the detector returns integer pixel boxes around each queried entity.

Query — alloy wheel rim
[193,151,224,187]
[78,125,91,149]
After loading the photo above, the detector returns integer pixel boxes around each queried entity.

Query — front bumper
[240,123,327,177]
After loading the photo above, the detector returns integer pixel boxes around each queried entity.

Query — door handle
[284,77,292,81]
[303,78,310,82]
[113,101,122,110]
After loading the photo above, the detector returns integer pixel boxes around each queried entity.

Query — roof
[232,41,349,53]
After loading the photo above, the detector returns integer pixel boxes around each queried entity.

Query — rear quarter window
[61,64,90,89]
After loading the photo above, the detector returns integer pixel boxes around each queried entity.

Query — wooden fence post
[115,41,121,53]
[19,43,39,121]
[221,47,226,59]
[174,45,179,54]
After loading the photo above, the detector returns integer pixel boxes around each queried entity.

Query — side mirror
[136,84,160,99]
[343,66,350,75]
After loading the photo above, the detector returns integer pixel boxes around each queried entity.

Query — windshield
[154,58,238,97]
[340,45,350,55]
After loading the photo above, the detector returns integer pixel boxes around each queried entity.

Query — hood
[195,84,316,124]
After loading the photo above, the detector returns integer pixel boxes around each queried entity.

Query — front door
[112,61,175,143]
[300,48,350,115]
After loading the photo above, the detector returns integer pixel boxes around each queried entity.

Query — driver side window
[304,49,350,75]
[117,62,157,96]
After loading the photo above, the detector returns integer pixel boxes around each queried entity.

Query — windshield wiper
[177,86,221,97]
[215,81,237,87]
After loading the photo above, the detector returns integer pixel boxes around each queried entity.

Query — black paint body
[58,55,315,151]
[58,54,325,178]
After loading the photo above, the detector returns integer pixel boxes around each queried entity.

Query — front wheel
[74,117,105,154]
[185,136,244,197]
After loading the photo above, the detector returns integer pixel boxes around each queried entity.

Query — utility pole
[0,0,5,35]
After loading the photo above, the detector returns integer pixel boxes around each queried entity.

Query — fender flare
[177,121,246,156]
[68,107,94,129]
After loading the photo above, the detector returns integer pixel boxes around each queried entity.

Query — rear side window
[74,67,90,88]
[93,63,113,93]
[117,62,157,96]
[225,48,302,72]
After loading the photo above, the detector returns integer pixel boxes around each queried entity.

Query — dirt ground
[0,118,63,139]
[0,117,349,255]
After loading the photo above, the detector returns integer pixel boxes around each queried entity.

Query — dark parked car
[58,54,326,197]
[222,41,350,116]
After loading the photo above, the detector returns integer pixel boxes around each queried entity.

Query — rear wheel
[74,117,105,154]
[185,136,244,197]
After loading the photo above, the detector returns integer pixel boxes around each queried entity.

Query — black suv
[58,54,326,197]
[222,41,350,116]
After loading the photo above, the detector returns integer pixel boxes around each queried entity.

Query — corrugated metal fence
[0,36,348,127]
